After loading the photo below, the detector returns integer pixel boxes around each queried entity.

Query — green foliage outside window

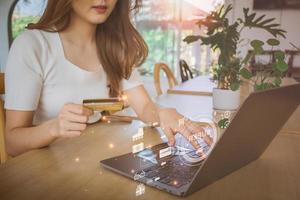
[12,16,39,39]
[139,29,177,75]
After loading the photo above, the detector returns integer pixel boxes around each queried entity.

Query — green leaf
[218,5,225,17]
[254,82,275,91]
[243,9,286,38]
[218,118,230,129]
[274,77,282,86]
[274,60,288,72]
[240,68,253,79]
[183,35,201,44]
[251,40,264,54]
[274,51,285,60]
[253,46,264,54]
[267,38,280,46]
[222,5,233,18]
[254,84,262,91]
[251,40,264,48]
[230,82,240,91]
[259,18,275,26]
[253,14,266,24]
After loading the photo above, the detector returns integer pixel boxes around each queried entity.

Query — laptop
[100,84,300,197]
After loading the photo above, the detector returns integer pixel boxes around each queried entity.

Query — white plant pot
[213,88,240,110]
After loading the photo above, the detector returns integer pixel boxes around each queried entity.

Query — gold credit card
[83,98,124,111]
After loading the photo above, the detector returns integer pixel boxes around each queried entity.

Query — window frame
[8,0,19,47]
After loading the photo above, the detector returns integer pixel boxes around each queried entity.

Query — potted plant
[184,5,286,110]
[239,39,288,91]
[216,39,289,129]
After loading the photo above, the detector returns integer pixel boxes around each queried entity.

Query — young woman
[5,0,211,156]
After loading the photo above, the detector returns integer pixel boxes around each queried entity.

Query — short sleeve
[4,30,44,111]
[121,68,143,91]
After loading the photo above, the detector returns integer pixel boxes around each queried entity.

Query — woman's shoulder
[10,29,59,66]
[7,29,57,73]
[12,29,52,49]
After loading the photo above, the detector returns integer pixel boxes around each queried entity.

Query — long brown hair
[27,0,148,97]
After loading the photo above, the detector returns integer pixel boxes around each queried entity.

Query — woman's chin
[86,15,110,25]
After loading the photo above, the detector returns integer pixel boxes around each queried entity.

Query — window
[11,0,47,40]
[135,0,223,76]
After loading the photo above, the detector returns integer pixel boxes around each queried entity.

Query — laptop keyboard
[143,156,202,188]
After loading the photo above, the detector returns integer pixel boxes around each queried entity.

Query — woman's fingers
[52,103,92,138]
[186,120,214,146]
[60,112,89,123]
[64,103,94,116]
[176,127,202,151]
[61,131,82,138]
[203,135,213,146]
[63,121,87,131]
[163,127,176,146]
[57,122,87,138]
[158,108,211,157]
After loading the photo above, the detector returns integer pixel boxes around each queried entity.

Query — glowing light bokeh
[135,184,145,196]
[121,95,128,101]
[173,180,178,186]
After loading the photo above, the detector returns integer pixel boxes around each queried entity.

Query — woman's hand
[122,85,213,155]
[49,103,94,138]
[158,108,213,155]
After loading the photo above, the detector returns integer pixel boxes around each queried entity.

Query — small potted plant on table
[184,5,286,110]
[239,39,289,91]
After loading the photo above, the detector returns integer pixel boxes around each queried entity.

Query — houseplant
[239,39,288,91]
[216,39,289,129]
[184,5,286,110]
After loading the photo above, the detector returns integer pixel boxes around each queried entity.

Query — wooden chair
[248,50,276,74]
[0,73,7,163]
[153,63,178,96]
[249,50,300,78]
[285,50,300,78]
[179,59,193,83]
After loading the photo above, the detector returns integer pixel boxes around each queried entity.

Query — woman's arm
[5,103,93,157]
[123,85,160,123]
[124,85,213,152]
[6,110,56,156]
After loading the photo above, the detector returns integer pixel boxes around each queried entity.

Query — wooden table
[0,77,300,200]
[167,75,215,96]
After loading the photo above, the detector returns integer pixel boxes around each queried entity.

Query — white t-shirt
[4,29,143,125]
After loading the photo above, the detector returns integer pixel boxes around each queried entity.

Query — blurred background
[3,0,223,76]
[0,0,299,96]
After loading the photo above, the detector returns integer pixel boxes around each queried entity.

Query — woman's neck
[61,13,97,47]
